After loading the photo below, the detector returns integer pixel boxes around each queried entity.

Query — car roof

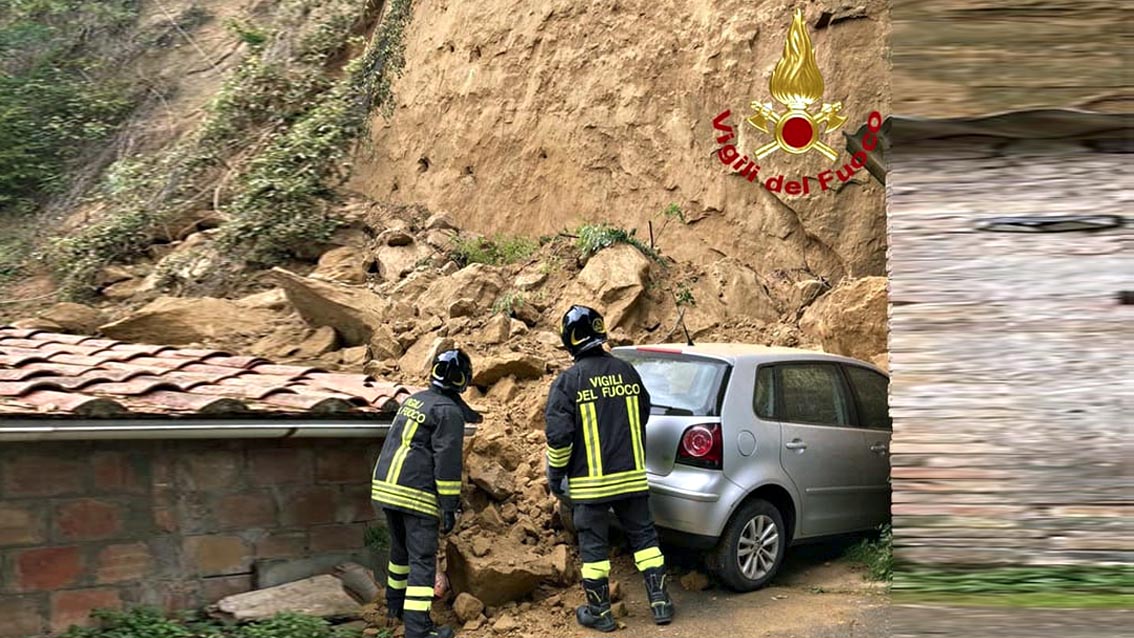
[612,343,882,370]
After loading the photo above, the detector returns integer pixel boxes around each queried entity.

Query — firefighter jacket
[545,350,652,504]
[372,387,477,519]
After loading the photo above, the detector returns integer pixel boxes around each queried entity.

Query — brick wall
[0,438,382,637]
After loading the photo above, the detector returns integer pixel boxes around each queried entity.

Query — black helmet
[430,349,472,393]
[561,305,608,357]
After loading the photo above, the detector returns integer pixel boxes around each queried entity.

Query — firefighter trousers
[573,495,666,582]
[381,507,438,638]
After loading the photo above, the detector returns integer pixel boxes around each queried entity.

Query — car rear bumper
[646,467,743,539]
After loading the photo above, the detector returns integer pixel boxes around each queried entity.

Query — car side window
[777,363,851,427]
[845,365,891,430]
[753,366,775,419]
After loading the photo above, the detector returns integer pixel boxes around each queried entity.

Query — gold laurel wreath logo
[746,9,847,161]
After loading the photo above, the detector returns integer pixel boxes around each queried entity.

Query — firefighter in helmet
[372,349,480,638]
[545,305,675,632]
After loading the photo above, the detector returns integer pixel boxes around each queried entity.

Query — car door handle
[785,439,807,451]
[870,443,888,454]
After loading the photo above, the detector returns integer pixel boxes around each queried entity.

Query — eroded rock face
[800,276,888,362]
[445,537,555,607]
[99,297,276,345]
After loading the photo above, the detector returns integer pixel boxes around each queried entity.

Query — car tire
[709,498,787,592]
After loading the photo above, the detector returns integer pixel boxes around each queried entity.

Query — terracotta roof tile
[0,326,416,418]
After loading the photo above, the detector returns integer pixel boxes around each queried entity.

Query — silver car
[611,344,892,591]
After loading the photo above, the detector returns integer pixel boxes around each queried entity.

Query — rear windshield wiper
[650,404,695,416]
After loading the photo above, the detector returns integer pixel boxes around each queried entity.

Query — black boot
[575,578,617,633]
[425,627,454,638]
[643,566,675,625]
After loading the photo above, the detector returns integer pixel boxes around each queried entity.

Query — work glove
[546,464,568,501]
[440,508,460,535]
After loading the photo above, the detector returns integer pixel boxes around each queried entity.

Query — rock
[11,317,62,331]
[212,574,359,621]
[469,455,516,501]
[463,616,485,631]
[611,601,628,618]
[800,276,888,362]
[679,571,710,592]
[492,614,520,633]
[533,331,561,347]
[509,319,528,338]
[871,352,889,372]
[292,326,339,359]
[270,267,388,346]
[99,297,276,345]
[453,593,485,623]
[419,263,504,318]
[549,544,570,581]
[446,538,555,607]
[332,562,380,605]
[425,213,458,231]
[311,246,370,284]
[36,302,107,335]
[471,353,544,386]
[101,277,149,300]
[574,244,651,328]
[369,325,404,361]
[487,376,519,402]
[439,260,460,276]
[398,336,454,376]
[515,270,547,291]
[376,242,431,282]
[378,229,414,246]
[339,345,369,367]
[500,502,519,523]
[481,314,511,345]
[236,288,290,311]
[448,298,477,318]
[471,536,493,558]
[609,580,622,601]
[96,265,133,286]
[709,258,780,323]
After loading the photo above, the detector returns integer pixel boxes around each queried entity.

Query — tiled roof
[0,327,415,418]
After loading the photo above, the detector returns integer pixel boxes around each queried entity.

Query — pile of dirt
[3,203,886,635]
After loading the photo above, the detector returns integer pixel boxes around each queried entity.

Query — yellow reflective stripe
[547,445,572,461]
[388,562,410,575]
[371,491,438,517]
[372,480,439,507]
[634,546,665,570]
[386,416,423,483]
[581,560,612,580]
[568,469,647,487]
[406,586,434,598]
[627,395,644,470]
[387,576,407,589]
[404,599,432,612]
[581,402,603,477]
[569,481,650,500]
[435,480,462,496]
[371,482,439,517]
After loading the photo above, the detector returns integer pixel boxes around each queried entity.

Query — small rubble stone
[680,571,711,591]
[453,592,485,623]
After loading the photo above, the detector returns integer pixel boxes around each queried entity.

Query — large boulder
[445,537,555,607]
[269,268,388,346]
[376,242,432,282]
[467,452,517,501]
[418,263,504,318]
[311,246,371,284]
[470,353,545,387]
[800,276,888,362]
[99,297,276,345]
[575,244,651,328]
[36,302,108,335]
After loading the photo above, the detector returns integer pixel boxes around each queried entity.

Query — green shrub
[492,291,525,316]
[451,234,537,267]
[0,0,139,214]
[60,607,379,638]
[575,223,660,262]
[845,524,892,581]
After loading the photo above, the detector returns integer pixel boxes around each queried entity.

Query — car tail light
[676,424,723,469]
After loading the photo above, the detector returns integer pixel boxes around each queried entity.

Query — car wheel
[709,498,786,592]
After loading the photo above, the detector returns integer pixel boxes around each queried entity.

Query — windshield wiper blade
[650,403,694,416]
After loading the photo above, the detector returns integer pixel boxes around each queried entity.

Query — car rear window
[614,350,731,417]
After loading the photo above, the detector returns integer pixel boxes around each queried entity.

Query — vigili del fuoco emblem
[747,8,846,161]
